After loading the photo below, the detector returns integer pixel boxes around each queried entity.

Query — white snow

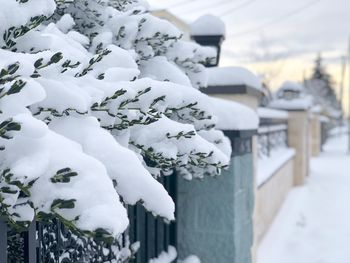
[258,135,350,263]
[257,148,296,187]
[209,97,259,130]
[3,115,129,235]
[56,14,76,33]
[257,107,289,120]
[130,114,231,178]
[165,40,216,89]
[319,115,330,123]
[139,56,192,87]
[148,246,201,263]
[271,81,314,110]
[49,116,175,221]
[269,96,313,111]
[311,104,322,114]
[190,14,226,36]
[279,81,304,92]
[179,255,201,263]
[327,108,342,119]
[207,66,262,90]
[149,246,177,263]
[178,255,201,263]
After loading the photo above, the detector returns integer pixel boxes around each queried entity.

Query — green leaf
[7,79,26,95]
[51,199,76,210]
[49,52,63,64]
[7,63,20,75]
[90,228,114,244]
[0,186,18,194]
[34,58,43,68]
[51,168,78,183]
[0,69,8,78]
[6,123,20,132]
[57,167,72,174]
[0,119,21,139]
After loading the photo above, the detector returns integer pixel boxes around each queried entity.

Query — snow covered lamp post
[269,81,313,185]
[190,15,226,67]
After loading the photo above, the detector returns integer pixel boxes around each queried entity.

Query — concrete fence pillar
[287,111,310,185]
[310,115,321,157]
[177,130,256,263]
[203,84,261,263]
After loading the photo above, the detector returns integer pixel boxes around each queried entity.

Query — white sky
[148,0,350,114]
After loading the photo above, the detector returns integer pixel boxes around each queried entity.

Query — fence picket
[23,221,37,263]
[0,219,7,263]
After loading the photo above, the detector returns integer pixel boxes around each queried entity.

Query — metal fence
[258,118,289,158]
[128,174,177,263]
[0,174,177,263]
[1,219,128,263]
[0,220,37,263]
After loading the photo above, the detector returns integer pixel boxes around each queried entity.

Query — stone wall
[255,157,295,242]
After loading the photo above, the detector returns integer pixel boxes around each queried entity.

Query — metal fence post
[23,221,36,263]
[267,127,271,157]
[0,219,7,263]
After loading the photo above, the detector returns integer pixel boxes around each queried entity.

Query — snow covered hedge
[0,0,231,248]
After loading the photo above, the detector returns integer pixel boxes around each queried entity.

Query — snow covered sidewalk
[258,134,350,263]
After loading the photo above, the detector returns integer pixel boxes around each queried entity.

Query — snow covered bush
[0,0,231,260]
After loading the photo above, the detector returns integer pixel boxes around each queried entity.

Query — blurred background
[148,0,350,115]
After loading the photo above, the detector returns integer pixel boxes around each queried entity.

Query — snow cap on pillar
[190,14,226,36]
[269,81,313,111]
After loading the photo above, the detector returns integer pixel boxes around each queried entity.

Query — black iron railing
[320,121,330,150]
[0,220,38,263]
[0,219,128,263]
[258,119,288,158]
[0,174,177,263]
[128,174,177,263]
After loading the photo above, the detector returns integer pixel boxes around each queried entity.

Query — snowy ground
[258,134,350,263]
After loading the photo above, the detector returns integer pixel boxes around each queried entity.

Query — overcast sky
[148,0,350,106]
[149,0,350,59]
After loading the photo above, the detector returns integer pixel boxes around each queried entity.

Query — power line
[348,35,350,151]
[167,0,197,9]
[340,56,346,111]
[228,0,323,38]
[219,0,257,17]
[181,0,232,15]
[176,0,257,17]
[162,0,257,21]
